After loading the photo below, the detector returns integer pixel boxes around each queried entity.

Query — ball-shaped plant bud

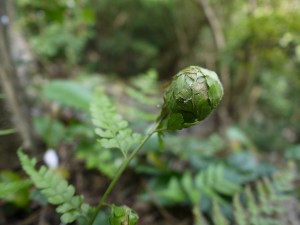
[159,66,223,130]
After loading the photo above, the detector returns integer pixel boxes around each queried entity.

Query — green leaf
[76,143,120,178]
[43,80,92,111]
[61,212,78,224]
[18,150,92,224]
[109,205,139,225]
[182,172,200,204]
[212,200,229,225]
[33,116,65,147]
[91,90,143,157]
[167,113,184,130]
[0,171,31,207]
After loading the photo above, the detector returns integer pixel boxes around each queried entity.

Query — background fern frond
[18,150,92,224]
[245,186,259,223]
[90,90,143,157]
[126,69,160,105]
[232,169,295,225]
[123,70,161,121]
[212,200,229,225]
[194,165,241,205]
[0,180,31,198]
[233,194,247,225]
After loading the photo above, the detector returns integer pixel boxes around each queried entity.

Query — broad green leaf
[43,80,92,111]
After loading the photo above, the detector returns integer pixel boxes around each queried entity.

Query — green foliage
[285,145,300,161]
[0,129,16,136]
[233,194,247,225]
[10,0,300,224]
[212,200,229,225]
[143,164,241,207]
[184,168,296,225]
[71,81,155,202]
[17,0,94,64]
[231,170,294,225]
[17,150,92,224]
[109,205,138,225]
[42,72,160,178]
[76,142,121,178]
[87,0,174,75]
[17,0,204,76]
[43,80,93,111]
[0,171,31,207]
[224,6,300,152]
[164,133,224,159]
[123,70,161,121]
[33,115,66,147]
[159,66,223,130]
[90,90,143,158]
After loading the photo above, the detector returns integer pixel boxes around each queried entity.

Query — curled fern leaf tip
[160,66,223,130]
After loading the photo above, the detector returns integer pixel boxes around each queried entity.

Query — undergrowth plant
[193,169,295,225]
[16,66,298,225]
[18,66,225,225]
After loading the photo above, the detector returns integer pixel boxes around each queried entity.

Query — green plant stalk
[0,128,16,136]
[88,120,161,225]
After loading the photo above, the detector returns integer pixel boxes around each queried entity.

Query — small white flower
[44,149,59,169]
[0,15,9,25]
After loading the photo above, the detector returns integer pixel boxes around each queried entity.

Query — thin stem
[88,120,161,225]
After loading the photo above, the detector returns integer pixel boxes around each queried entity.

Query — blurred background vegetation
[0,0,300,224]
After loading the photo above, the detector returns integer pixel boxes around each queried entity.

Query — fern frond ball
[161,66,223,129]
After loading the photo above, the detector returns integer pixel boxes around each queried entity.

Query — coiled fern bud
[159,66,223,130]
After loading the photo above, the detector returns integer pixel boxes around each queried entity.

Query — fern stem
[88,120,161,225]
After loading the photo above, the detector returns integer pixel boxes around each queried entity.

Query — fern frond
[126,87,159,106]
[129,69,159,96]
[18,150,91,224]
[245,186,260,225]
[124,70,161,121]
[233,194,247,225]
[263,176,284,214]
[182,172,201,204]
[232,169,295,225]
[206,165,241,195]
[77,143,120,178]
[272,170,294,193]
[90,90,142,157]
[195,165,241,205]
[212,200,229,225]
[192,204,208,225]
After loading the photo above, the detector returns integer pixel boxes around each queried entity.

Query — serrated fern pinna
[18,150,92,224]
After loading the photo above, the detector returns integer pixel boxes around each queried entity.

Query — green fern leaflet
[18,150,92,224]
[90,90,143,158]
